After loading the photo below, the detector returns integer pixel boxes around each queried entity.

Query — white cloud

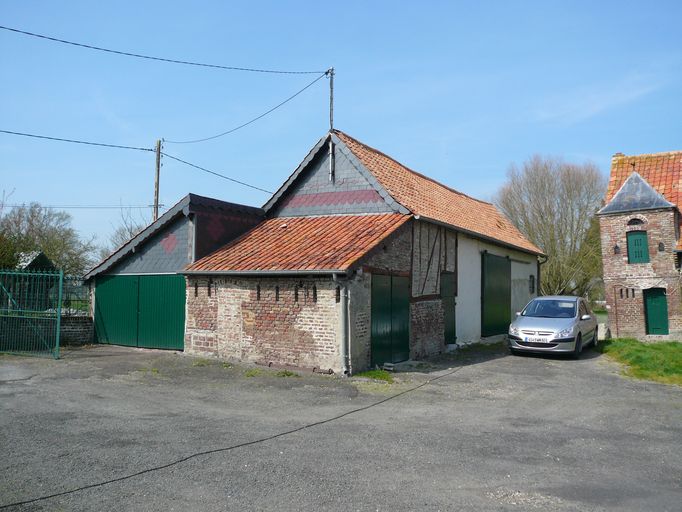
[533,72,668,125]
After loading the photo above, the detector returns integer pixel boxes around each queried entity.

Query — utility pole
[153,139,161,221]
[328,67,335,182]
[328,67,335,131]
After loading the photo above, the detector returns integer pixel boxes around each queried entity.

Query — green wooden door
[371,274,410,366]
[441,272,457,344]
[481,253,511,337]
[138,275,186,350]
[95,275,138,346]
[95,274,186,350]
[371,275,392,366]
[391,276,410,362]
[644,288,668,335]
[627,231,650,263]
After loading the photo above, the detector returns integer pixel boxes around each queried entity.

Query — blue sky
[2,1,681,247]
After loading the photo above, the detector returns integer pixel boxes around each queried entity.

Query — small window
[627,218,644,226]
[620,288,624,299]
[194,282,198,297]
[208,278,212,297]
[529,275,535,294]
[631,288,636,298]
[294,286,299,302]
[256,285,261,301]
[275,286,280,301]
[335,286,341,303]
[312,285,317,303]
[626,231,650,263]
[625,288,629,298]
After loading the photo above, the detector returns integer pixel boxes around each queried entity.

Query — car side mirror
[581,314,591,321]
[515,312,521,317]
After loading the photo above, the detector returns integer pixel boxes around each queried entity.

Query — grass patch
[355,369,394,383]
[275,369,300,378]
[244,368,262,378]
[192,358,212,367]
[222,362,232,369]
[597,338,682,386]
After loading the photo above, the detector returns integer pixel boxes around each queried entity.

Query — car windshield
[522,299,576,318]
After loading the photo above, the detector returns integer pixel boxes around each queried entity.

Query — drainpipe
[333,273,350,375]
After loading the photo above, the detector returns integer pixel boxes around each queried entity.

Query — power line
[3,204,164,210]
[0,129,153,152]
[164,71,329,144]
[161,152,273,194]
[0,25,326,75]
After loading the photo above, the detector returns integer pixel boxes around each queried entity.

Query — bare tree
[495,155,607,297]
[97,208,148,261]
[0,202,97,275]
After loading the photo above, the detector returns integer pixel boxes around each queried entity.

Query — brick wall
[185,277,340,371]
[60,316,93,345]
[599,208,682,339]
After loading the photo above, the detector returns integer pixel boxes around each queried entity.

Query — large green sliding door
[95,274,185,350]
[94,275,139,346]
[371,274,410,366]
[481,253,511,337]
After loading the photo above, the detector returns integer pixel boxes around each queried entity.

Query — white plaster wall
[456,234,538,343]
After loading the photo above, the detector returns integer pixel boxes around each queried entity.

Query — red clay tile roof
[186,214,409,273]
[606,151,682,206]
[334,130,543,255]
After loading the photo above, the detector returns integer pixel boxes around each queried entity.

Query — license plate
[525,336,549,343]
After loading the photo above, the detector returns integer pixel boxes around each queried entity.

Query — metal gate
[0,270,63,358]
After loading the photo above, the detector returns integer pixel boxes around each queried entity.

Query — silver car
[508,296,598,358]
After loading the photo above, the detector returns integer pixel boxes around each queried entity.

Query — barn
[183,130,543,373]
[84,193,262,350]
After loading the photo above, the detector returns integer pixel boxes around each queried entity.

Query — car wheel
[572,334,583,359]
[592,331,599,349]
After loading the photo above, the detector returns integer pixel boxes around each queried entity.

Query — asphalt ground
[0,343,680,511]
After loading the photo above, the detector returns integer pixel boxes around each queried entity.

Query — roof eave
[596,205,676,216]
[183,269,347,276]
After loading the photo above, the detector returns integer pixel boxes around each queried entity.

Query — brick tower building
[598,151,682,339]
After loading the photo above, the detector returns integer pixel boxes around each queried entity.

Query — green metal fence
[0,269,63,358]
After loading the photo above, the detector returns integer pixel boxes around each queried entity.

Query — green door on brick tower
[643,288,668,335]
[370,274,410,366]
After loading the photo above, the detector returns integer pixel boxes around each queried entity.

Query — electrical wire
[3,204,163,210]
[0,129,153,152]
[0,25,326,75]
[164,71,329,144]
[0,364,466,510]
[162,152,273,194]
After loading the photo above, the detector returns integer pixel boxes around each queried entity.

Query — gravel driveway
[1,344,680,511]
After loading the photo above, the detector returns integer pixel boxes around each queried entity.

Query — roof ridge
[332,129,494,207]
[612,150,682,160]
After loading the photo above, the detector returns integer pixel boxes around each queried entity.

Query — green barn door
[441,272,457,344]
[95,275,139,346]
[481,253,511,337]
[391,276,410,362]
[371,274,410,366]
[644,288,668,335]
[371,275,392,366]
[95,274,186,350]
[138,275,186,350]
